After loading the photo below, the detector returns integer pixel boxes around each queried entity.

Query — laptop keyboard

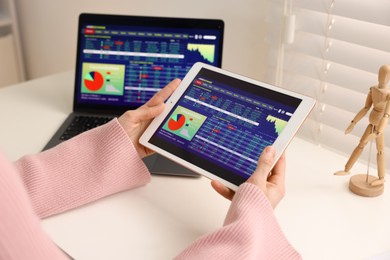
[60,115,114,141]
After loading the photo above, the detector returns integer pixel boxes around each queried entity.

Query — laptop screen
[74,13,224,114]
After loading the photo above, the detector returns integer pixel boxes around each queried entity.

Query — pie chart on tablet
[168,114,186,130]
[84,71,104,91]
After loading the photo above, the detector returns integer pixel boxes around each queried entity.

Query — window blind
[264,0,390,173]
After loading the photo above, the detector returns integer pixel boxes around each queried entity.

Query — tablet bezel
[140,62,315,191]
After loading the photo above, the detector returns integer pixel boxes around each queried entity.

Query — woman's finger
[247,146,276,186]
[211,180,235,201]
[147,79,181,107]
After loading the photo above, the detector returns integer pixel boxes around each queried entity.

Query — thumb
[247,146,276,186]
[135,103,165,121]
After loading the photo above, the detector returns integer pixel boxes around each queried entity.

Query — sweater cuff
[224,182,301,259]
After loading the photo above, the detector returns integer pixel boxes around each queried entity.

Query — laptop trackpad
[143,154,199,177]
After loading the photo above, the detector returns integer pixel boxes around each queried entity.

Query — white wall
[14,0,270,81]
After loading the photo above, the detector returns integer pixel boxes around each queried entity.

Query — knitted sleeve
[175,183,301,260]
[14,118,151,218]
[0,153,68,259]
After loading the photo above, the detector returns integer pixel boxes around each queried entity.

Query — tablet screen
[149,68,302,185]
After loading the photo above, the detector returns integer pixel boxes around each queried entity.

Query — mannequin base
[349,174,384,197]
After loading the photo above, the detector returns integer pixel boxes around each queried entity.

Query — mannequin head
[378,65,390,89]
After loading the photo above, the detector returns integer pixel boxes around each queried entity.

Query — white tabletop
[0,71,389,260]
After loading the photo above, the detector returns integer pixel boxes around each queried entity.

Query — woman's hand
[212,146,286,209]
[117,79,181,158]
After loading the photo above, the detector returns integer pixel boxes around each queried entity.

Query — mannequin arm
[345,89,373,134]
[376,98,390,134]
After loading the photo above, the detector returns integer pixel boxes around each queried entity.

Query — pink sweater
[0,119,300,259]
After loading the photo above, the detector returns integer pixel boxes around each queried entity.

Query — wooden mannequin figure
[334,65,390,197]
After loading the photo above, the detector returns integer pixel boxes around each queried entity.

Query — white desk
[1,71,389,260]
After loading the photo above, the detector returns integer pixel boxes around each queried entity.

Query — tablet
[140,62,315,191]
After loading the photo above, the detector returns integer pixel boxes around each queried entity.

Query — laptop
[44,13,224,177]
